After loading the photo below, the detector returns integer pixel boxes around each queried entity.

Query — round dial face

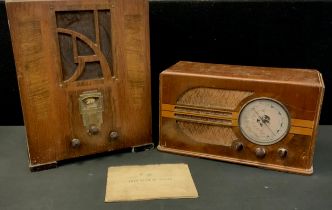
[238,98,290,145]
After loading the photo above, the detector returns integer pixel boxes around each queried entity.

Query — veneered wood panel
[159,61,324,175]
[6,0,152,170]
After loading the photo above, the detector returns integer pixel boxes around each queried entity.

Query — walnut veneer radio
[159,61,324,174]
[7,0,152,170]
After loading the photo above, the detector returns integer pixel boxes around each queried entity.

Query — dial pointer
[253,108,276,136]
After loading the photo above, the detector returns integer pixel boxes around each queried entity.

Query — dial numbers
[238,98,290,145]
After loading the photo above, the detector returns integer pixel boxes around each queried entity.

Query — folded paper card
[105,163,198,202]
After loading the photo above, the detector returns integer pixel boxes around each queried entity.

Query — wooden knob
[88,124,99,135]
[255,147,266,158]
[71,138,80,148]
[109,131,119,140]
[278,148,288,158]
[233,142,244,151]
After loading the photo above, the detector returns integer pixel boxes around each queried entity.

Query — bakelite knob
[71,138,80,148]
[88,124,99,135]
[255,147,266,158]
[109,131,119,140]
[233,142,244,152]
[278,148,288,158]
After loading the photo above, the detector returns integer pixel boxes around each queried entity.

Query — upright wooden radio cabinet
[6,0,152,170]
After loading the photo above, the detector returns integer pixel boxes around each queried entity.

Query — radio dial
[239,98,290,146]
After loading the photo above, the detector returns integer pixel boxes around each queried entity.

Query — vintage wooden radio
[159,61,324,174]
[6,0,152,170]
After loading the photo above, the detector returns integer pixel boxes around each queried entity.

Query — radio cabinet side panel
[6,2,69,166]
[307,72,325,169]
[116,0,152,146]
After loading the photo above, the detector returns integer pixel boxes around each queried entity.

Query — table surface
[0,126,331,210]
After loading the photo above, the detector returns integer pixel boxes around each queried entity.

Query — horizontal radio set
[6,0,324,174]
[158,61,324,174]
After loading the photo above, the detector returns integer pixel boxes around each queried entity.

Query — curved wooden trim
[57,28,112,82]
[64,58,85,83]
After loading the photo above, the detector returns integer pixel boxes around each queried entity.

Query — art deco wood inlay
[56,10,113,82]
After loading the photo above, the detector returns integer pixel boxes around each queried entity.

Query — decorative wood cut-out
[56,10,113,83]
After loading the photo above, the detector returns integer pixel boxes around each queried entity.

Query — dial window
[238,98,290,145]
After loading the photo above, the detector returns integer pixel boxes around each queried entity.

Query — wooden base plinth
[157,145,313,175]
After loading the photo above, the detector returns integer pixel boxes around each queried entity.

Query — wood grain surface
[6,0,151,170]
[159,61,324,175]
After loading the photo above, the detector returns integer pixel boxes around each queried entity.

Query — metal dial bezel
[238,97,291,146]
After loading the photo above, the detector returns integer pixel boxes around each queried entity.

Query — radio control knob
[233,142,244,151]
[255,147,266,158]
[71,138,81,148]
[88,124,99,135]
[278,148,288,158]
[109,131,119,140]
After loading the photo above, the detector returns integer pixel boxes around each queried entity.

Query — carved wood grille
[175,88,253,146]
[56,10,113,83]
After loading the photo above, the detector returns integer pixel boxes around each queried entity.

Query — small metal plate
[79,90,104,132]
